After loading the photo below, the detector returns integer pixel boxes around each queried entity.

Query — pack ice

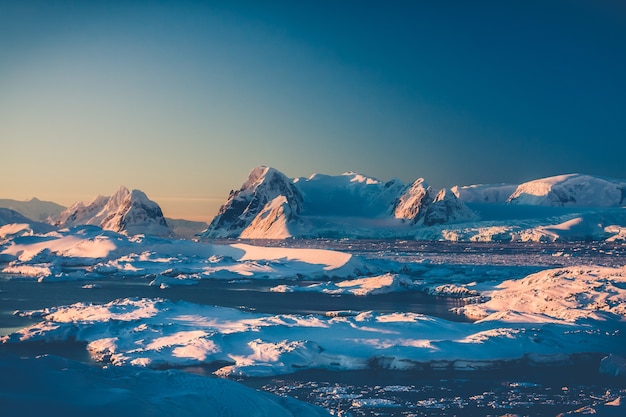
[1,224,625,378]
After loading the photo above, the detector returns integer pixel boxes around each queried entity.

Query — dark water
[239,365,626,417]
[0,275,470,335]
[225,239,626,267]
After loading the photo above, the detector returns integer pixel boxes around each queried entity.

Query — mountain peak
[55,187,171,236]
[242,166,272,189]
[422,188,477,226]
[393,178,432,222]
[202,167,303,238]
[115,185,131,194]
[342,172,382,185]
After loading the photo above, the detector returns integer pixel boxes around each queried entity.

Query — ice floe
[5,263,626,377]
[2,225,626,381]
[270,273,418,296]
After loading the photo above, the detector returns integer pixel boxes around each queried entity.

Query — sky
[1,0,625,221]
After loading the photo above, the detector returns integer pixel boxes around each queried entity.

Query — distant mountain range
[1,168,625,241]
[0,198,65,222]
[0,189,206,238]
[202,166,476,238]
[453,173,626,207]
[201,167,626,241]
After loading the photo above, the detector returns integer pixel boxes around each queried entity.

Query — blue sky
[1,1,625,221]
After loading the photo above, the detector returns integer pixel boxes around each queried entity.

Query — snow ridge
[507,174,626,207]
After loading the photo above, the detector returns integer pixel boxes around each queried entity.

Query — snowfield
[0,225,367,282]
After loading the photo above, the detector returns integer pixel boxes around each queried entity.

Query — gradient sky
[2,1,625,221]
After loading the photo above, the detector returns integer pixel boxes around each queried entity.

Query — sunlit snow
[1,219,625,416]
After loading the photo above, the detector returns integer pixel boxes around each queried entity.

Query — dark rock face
[392,180,476,226]
[203,167,303,238]
[392,178,433,223]
[423,189,476,226]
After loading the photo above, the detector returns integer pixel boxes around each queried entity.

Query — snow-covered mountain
[6,171,625,242]
[295,172,405,218]
[203,166,303,238]
[202,166,475,239]
[0,198,65,222]
[506,174,626,207]
[428,173,626,242]
[452,174,626,208]
[55,186,171,236]
[394,179,477,226]
[423,188,478,226]
[393,178,433,221]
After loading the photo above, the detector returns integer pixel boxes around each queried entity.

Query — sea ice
[4,271,625,377]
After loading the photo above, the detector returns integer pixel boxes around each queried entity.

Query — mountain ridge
[3,170,626,241]
[201,166,476,239]
[0,198,65,222]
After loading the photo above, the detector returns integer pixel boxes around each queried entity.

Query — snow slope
[296,172,404,217]
[451,183,518,204]
[457,265,626,322]
[0,208,56,238]
[0,225,367,282]
[507,174,626,207]
[55,186,171,237]
[452,174,626,208]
